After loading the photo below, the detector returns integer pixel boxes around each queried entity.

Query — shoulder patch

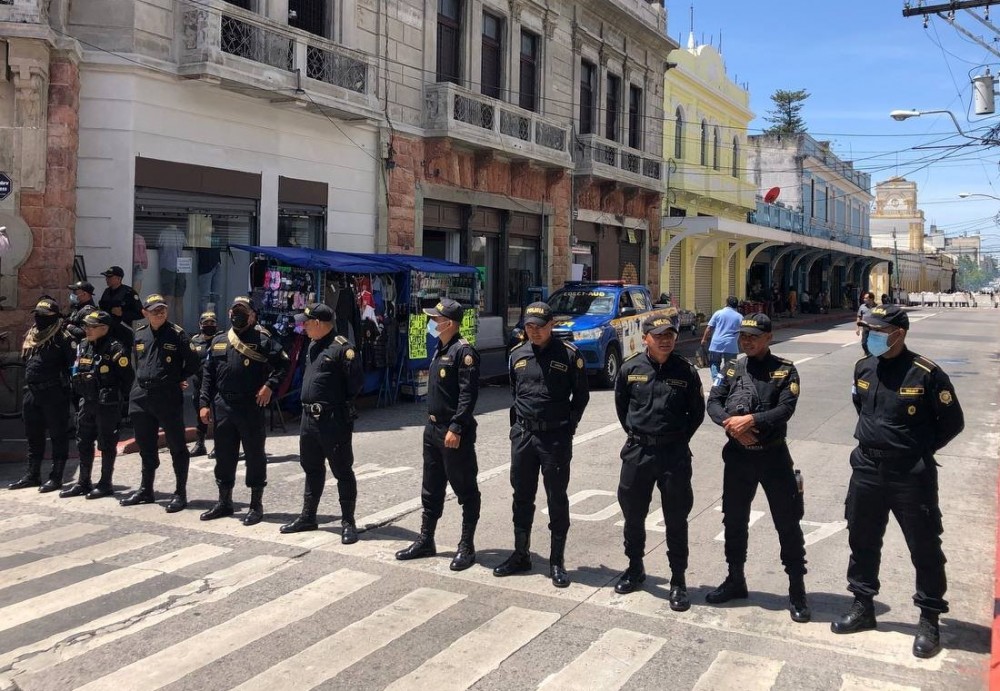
[463,354,474,366]
[344,348,355,360]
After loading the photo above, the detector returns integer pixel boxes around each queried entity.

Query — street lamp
[889,109,976,140]
[958,192,1000,201]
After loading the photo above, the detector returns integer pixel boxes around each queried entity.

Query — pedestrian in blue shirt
[701,297,743,380]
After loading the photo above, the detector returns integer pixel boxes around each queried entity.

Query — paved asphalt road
[0,309,996,690]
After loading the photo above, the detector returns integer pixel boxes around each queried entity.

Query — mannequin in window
[157,224,188,325]
[197,245,222,313]
[133,233,148,294]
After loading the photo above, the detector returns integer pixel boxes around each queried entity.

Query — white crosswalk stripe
[840,674,921,691]
[0,555,294,683]
[537,628,665,691]
[232,587,466,691]
[0,533,165,590]
[0,544,229,635]
[693,650,784,690]
[0,514,54,536]
[75,568,379,691]
[0,522,108,554]
[384,606,561,691]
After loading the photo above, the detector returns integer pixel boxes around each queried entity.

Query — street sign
[0,173,11,202]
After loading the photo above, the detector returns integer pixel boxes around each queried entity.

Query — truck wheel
[597,344,620,388]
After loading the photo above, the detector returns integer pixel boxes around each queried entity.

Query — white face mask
[427,319,440,338]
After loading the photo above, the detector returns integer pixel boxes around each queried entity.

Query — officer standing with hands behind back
[188,311,217,458]
[493,302,589,588]
[613,314,704,609]
[706,313,811,623]
[831,305,964,659]
[396,298,482,571]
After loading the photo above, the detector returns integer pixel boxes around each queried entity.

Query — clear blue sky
[679,1,1000,255]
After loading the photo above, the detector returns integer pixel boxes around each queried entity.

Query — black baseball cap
[739,313,772,335]
[143,294,168,310]
[643,313,679,335]
[230,295,255,312]
[199,311,217,324]
[101,266,125,278]
[68,280,96,294]
[82,310,114,327]
[423,297,464,321]
[294,303,334,322]
[32,298,59,316]
[523,302,553,326]
[863,304,909,330]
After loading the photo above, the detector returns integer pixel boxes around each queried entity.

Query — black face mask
[201,325,218,337]
[230,311,250,330]
[34,315,58,330]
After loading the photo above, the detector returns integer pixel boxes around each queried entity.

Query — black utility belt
[516,418,568,432]
[28,380,68,392]
[859,446,913,460]
[630,432,685,446]
[138,380,180,391]
[735,438,786,452]
[219,391,256,403]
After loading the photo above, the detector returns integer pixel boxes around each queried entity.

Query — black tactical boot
[189,432,207,458]
[493,529,532,577]
[340,500,358,545]
[831,597,877,634]
[669,573,690,612]
[243,488,264,526]
[7,467,41,490]
[165,491,187,513]
[912,612,941,658]
[614,559,646,595]
[86,484,115,500]
[280,494,321,534]
[450,522,477,571]
[788,574,811,623]
[549,534,570,588]
[395,515,438,560]
[120,471,156,506]
[200,486,235,521]
[39,461,67,493]
[60,460,93,498]
[705,567,749,604]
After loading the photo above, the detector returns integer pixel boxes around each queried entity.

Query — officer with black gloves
[7,298,76,492]
[189,311,217,458]
[199,297,289,526]
[706,313,810,623]
[61,310,134,499]
[280,303,363,543]
[831,304,964,659]
[493,302,589,588]
[396,298,482,571]
[612,314,704,609]
[98,266,142,346]
[120,294,201,512]
[66,281,98,340]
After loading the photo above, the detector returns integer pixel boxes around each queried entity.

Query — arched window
[712,126,720,170]
[731,137,740,178]
[700,119,708,166]
[674,107,684,159]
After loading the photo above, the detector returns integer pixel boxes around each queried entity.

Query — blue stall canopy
[232,245,478,275]
[230,245,328,270]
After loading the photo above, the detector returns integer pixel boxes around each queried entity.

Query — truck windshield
[548,291,616,316]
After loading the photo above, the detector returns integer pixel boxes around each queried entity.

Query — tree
[956,255,997,291]
[763,89,810,135]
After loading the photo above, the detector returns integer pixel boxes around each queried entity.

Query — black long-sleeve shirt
[99,284,142,326]
[427,335,479,435]
[75,334,134,401]
[509,338,589,430]
[707,350,799,446]
[23,326,76,388]
[199,326,289,407]
[615,351,704,441]
[130,321,201,397]
[300,331,363,407]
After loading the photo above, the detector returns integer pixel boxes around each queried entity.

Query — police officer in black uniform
[199,296,289,526]
[66,280,99,340]
[280,303,364,544]
[396,298,482,570]
[189,311,217,457]
[706,313,810,623]
[120,294,201,512]
[61,310,134,499]
[98,266,142,346]
[613,314,705,609]
[494,302,589,588]
[7,298,76,492]
[831,305,964,659]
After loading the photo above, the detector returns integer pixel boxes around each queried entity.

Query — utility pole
[892,228,901,302]
[903,1,998,17]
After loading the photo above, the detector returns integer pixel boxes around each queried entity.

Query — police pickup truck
[533,281,677,388]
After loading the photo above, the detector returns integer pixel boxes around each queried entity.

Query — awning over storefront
[231,245,479,275]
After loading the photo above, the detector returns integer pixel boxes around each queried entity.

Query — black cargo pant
[23,385,71,478]
[129,385,190,493]
[212,395,267,489]
[844,449,948,614]
[422,421,481,524]
[77,398,122,486]
[618,441,694,574]
[509,424,572,536]
[192,381,207,440]
[721,441,806,576]
[299,408,356,503]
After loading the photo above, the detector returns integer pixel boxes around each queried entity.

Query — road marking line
[0,544,229,635]
[692,650,784,690]
[793,356,817,365]
[384,606,560,691]
[280,462,412,484]
[0,555,294,683]
[75,568,379,691]
[0,533,166,590]
[0,523,108,554]
[0,514,54,536]
[231,587,466,691]
[839,673,920,690]
[537,628,665,691]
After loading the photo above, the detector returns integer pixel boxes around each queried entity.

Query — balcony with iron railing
[573,134,663,193]
[748,199,872,249]
[179,0,379,121]
[423,82,573,169]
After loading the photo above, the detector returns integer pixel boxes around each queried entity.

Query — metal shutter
[668,245,681,303]
[694,256,714,316]
[728,254,737,299]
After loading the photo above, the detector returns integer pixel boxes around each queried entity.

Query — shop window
[423,228,461,262]
[580,60,596,135]
[519,30,539,112]
[481,13,503,99]
[437,0,462,84]
[508,237,540,326]
[606,74,621,142]
[674,107,684,159]
[288,0,327,37]
[470,234,500,315]
[628,85,642,149]
[278,207,325,249]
